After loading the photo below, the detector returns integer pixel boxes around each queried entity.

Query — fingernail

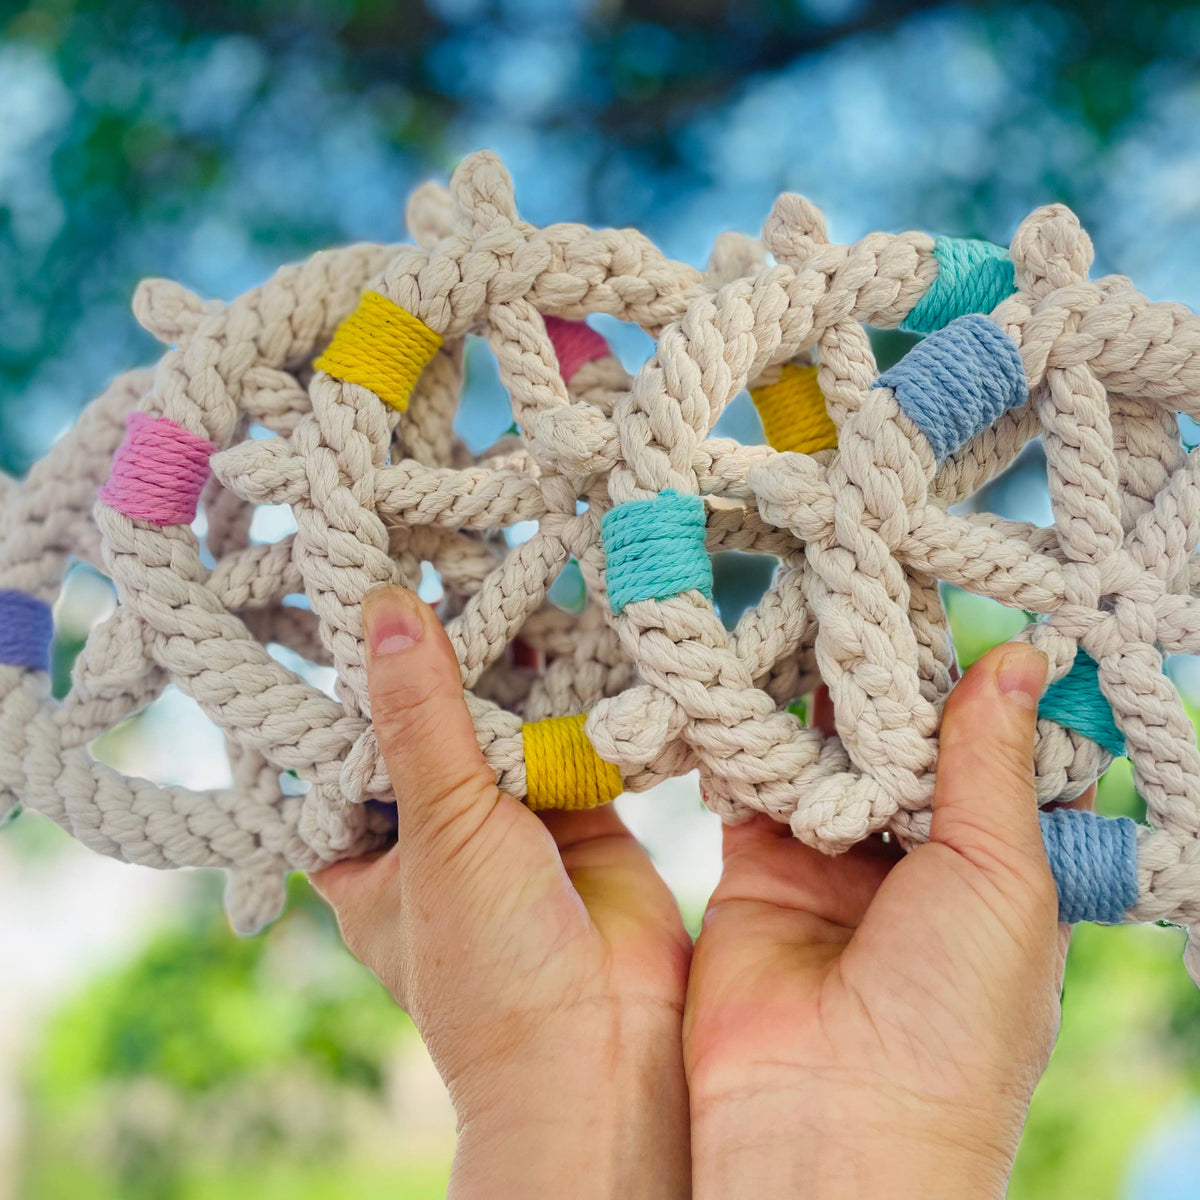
[363,585,424,657]
[995,646,1047,710]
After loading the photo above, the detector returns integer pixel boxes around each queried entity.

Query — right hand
[684,642,1074,1199]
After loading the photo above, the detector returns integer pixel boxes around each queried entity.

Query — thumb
[362,584,505,853]
[310,586,538,988]
[932,641,1049,868]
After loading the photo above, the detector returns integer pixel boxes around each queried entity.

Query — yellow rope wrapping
[313,291,443,413]
[522,714,623,811]
[750,363,838,454]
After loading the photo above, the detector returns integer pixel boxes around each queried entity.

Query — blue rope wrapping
[902,237,1017,334]
[602,490,712,615]
[873,314,1028,461]
[1037,649,1126,757]
[1039,809,1139,924]
[0,589,53,673]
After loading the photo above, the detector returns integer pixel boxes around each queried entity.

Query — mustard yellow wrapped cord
[314,290,443,413]
[522,713,623,811]
[750,362,838,454]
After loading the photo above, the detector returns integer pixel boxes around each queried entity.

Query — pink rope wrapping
[544,316,610,380]
[99,412,218,526]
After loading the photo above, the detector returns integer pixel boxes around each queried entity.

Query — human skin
[311,585,693,1198]
[685,646,1075,1199]
[312,585,1071,1198]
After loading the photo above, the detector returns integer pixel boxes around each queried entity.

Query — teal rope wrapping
[873,314,1028,461]
[1039,809,1139,924]
[602,490,711,615]
[902,236,1017,335]
[1038,650,1126,757]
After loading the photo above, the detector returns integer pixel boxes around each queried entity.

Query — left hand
[310,585,692,1199]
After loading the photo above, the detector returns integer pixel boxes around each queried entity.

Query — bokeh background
[4,0,1200,1195]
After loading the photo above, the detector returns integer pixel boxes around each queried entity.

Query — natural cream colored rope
[3,151,1200,983]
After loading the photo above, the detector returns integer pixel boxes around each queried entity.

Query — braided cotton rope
[5,152,1200,986]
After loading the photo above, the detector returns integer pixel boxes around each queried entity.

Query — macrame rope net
[4,152,1200,986]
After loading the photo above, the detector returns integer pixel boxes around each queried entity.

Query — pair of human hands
[313,586,1072,1199]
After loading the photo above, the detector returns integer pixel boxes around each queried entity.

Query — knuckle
[943,711,1036,781]
[941,735,1035,798]
[405,770,505,857]
[986,745,1037,796]
[371,691,442,756]
[370,669,451,734]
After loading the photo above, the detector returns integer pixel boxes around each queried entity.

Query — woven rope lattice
[4,152,1200,984]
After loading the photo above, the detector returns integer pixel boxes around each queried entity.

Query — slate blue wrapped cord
[873,314,1028,461]
[902,237,1017,334]
[0,589,53,673]
[1038,649,1127,758]
[1039,808,1139,924]
[602,490,711,614]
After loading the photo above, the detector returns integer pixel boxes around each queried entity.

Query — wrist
[690,1079,1020,1200]
[448,1003,690,1199]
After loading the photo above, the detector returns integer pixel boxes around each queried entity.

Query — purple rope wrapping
[0,589,54,672]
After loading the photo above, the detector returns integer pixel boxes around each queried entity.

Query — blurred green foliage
[1012,922,1200,1198]
[19,876,452,1199]
[32,882,394,1096]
